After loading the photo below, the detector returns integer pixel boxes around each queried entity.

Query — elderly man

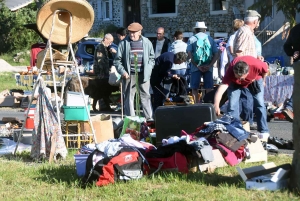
[187,21,220,103]
[114,22,155,120]
[93,33,114,78]
[233,10,262,59]
[214,56,270,140]
[152,27,171,58]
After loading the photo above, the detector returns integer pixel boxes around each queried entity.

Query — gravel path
[0,59,27,72]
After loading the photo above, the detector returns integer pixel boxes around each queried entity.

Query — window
[213,0,223,11]
[92,0,112,20]
[147,0,179,18]
[85,44,95,56]
[208,0,229,15]
[152,0,175,14]
[103,0,110,19]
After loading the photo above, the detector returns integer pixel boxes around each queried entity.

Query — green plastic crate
[63,105,90,121]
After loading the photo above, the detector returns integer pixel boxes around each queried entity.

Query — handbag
[108,65,121,86]
[145,152,189,174]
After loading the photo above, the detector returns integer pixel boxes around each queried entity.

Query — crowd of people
[91,9,297,138]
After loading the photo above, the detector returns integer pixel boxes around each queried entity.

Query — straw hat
[36,0,94,45]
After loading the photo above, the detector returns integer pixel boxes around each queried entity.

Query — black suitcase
[155,103,217,146]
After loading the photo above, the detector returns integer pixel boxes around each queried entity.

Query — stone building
[88,0,244,40]
[88,0,300,65]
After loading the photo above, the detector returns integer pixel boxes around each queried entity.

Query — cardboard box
[245,134,268,163]
[237,162,291,191]
[197,149,228,172]
[0,96,16,107]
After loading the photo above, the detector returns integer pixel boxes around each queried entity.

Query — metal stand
[13,10,95,162]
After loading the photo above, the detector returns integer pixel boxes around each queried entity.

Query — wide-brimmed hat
[127,23,143,32]
[245,10,261,18]
[193,21,207,29]
[36,0,94,45]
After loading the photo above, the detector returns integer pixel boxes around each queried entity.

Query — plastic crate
[63,105,90,121]
[74,154,89,177]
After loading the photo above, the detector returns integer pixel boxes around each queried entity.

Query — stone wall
[89,0,123,34]
[140,0,245,37]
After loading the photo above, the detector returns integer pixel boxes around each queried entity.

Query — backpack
[82,147,144,187]
[193,35,212,66]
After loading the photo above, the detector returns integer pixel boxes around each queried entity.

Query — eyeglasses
[156,32,163,35]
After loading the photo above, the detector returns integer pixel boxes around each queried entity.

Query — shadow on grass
[186,171,242,187]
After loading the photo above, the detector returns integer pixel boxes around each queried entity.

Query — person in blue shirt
[150,52,188,111]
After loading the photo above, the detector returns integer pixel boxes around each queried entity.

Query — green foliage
[90,24,119,38]
[0,2,41,54]
[248,0,300,28]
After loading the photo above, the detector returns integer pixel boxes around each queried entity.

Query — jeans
[239,88,254,125]
[285,95,293,112]
[122,74,153,119]
[227,78,269,133]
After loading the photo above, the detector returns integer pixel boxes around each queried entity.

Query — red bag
[145,152,189,174]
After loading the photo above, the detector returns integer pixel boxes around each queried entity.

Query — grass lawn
[0,72,27,93]
[0,151,298,201]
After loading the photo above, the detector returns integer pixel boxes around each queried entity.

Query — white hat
[193,21,207,29]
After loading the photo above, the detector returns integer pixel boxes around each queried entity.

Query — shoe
[258,133,270,142]
[250,123,257,130]
[282,108,293,122]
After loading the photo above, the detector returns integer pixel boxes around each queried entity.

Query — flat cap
[245,10,261,18]
[127,22,143,32]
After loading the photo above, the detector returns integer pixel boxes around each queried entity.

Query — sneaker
[282,108,293,122]
[250,123,257,130]
[258,133,270,142]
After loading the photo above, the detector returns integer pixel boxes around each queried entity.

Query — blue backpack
[193,35,212,66]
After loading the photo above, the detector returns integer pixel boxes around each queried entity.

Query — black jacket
[283,23,300,62]
[151,37,171,56]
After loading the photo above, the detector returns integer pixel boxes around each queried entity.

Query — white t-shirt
[155,39,165,58]
[226,32,237,62]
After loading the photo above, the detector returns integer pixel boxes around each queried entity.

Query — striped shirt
[130,39,144,73]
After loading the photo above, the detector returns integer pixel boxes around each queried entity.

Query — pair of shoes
[268,137,294,150]
[250,123,257,130]
[258,132,270,141]
[281,108,293,122]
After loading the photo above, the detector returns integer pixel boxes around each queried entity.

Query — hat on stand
[36,0,94,45]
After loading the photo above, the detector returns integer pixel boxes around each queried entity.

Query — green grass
[0,152,298,201]
[0,52,30,66]
[0,72,27,92]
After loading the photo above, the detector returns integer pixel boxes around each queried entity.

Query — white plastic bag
[108,66,121,86]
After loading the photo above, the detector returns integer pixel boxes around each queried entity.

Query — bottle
[276,59,281,75]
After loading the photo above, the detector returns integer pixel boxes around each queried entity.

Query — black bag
[248,80,261,94]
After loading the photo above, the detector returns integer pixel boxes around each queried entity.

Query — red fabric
[146,152,189,174]
[222,56,268,88]
[96,151,139,186]
[30,43,46,67]
[181,124,207,141]
[216,143,239,166]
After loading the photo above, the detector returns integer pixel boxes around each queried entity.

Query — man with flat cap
[114,22,155,120]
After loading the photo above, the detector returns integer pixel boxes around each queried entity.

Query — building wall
[89,0,123,34]
[140,0,245,38]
